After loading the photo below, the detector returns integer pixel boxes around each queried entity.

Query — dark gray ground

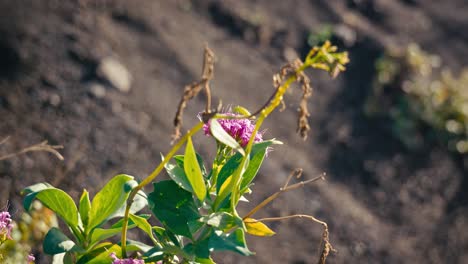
[1,0,467,263]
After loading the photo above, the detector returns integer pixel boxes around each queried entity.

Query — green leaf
[43,227,83,255]
[142,247,165,262]
[173,155,184,168]
[52,252,74,264]
[89,215,147,247]
[216,154,243,194]
[24,187,79,228]
[107,190,148,219]
[129,213,158,244]
[151,227,182,249]
[184,137,207,201]
[148,180,200,238]
[79,189,91,226]
[210,119,245,156]
[90,228,123,248]
[165,162,193,193]
[240,140,281,191]
[126,239,153,253]
[216,140,279,194]
[76,243,120,264]
[208,228,253,256]
[184,237,211,259]
[188,219,204,235]
[244,218,276,237]
[195,257,216,264]
[21,182,53,195]
[165,230,182,248]
[196,153,208,177]
[213,156,249,211]
[167,153,207,193]
[151,226,167,244]
[173,154,207,177]
[200,212,243,231]
[87,174,136,232]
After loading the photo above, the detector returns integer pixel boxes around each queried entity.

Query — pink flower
[203,113,263,147]
[27,254,35,263]
[110,252,145,264]
[0,211,13,241]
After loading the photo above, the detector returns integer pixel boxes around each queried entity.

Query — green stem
[70,225,85,246]
[121,121,204,257]
[209,145,229,194]
[211,66,309,212]
[229,63,309,211]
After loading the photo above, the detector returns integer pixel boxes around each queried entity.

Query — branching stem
[243,171,325,220]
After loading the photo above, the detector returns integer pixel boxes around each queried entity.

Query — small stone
[89,83,106,98]
[49,93,61,106]
[97,57,133,93]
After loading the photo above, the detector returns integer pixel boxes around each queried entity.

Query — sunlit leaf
[87,174,136,233]
[216,139,281,195]
[210,119,245,156]
[165,162,193,193]
[126,239,153,253]
[200,212,243,231]
[244,218,276,237]
[106,190,148,219]
[89,214,150,247]
[184,137,207,201]
[213,156,249,210]
[23,186,78,228]
[240,140,282,192]
[79,189,91,226]
[129,214,158,244]
[21,182,53,195]
[216,154,243,194]
[173,153,207,178]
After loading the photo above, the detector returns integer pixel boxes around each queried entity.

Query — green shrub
[366,43,468,153]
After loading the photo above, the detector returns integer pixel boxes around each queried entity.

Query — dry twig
[243,169,332,263]
[172,46,215,142]
[248,58,313,139]
[0,140,64,161]
[0,136,10,146]
[253,214,335,264]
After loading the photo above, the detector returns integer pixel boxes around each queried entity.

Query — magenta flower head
[203,112,263,147]
[0,210,13,241]
[27,254,35,263]
[110,252,145,264]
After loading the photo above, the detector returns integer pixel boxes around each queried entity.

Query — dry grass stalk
[255,214,334,264]
[243,169,333,263]
[0,140,64,161]
[172,46,215,142]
